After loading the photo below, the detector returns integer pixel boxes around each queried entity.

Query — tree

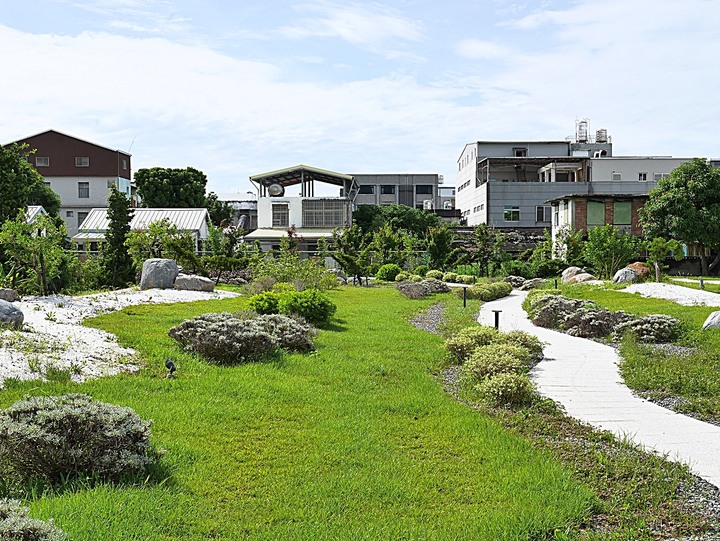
[458,224,506,276]
[352,204,442,237]
[126,219,200,271]
[205,191,233,226]
[102,185,135,287]
[583,224,641,279]
[329,225,371,284]
[645,237,684,282]
[368,223,407,267]
[425,225,455,270]
[639,158,720,275]
[0,144,61,221]
[134,167,208,208]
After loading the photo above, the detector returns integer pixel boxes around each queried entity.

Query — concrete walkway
[477,291,720,488]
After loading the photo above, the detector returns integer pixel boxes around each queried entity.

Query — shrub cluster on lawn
[247,287,336,325]
[395,279,450,299]
[454,281,512,302]
[0,499,66,541]
[525,293,681,342]
[0,394,152,486]
[425,269,444,280]
[168,312,317,364]
[376,263,403,282]
[445,325,543,407]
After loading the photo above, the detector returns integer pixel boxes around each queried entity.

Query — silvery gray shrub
[612,314,681,343]
[0,499,66,541]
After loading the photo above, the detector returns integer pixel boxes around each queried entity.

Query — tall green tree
[0,144,61,221]
[102,185,135,287]
[426,225,455,270]
[583,224,641,279]
[639,158,720,275]
[205,191,233,226]
[353,204,442,237]
[329,225,371,283]
[134,167,208,208]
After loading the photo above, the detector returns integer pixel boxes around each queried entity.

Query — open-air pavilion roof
[249,165,356,198]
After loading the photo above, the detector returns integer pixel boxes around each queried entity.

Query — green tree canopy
[639,158,720,275]
[353,204,442,237]
[134,167,208,208]
[583,224,641,279]
[204,191,233,226]
[0,144,61,220]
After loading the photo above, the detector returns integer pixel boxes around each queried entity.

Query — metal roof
[77,208,210,233]
[243,228,337,241]
[250,165,353,188]
[25,206,47,223]
[545,194,650,204]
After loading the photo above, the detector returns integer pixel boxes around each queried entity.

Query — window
[553,206,559,226]
[503,205,520,222]
[654,173,670,181]
[66,210,74,217]
[613,201,632,226]
[36,156,49,167]
[44,182,51,187]
[638,172,647,181]
[415,185,433,195]
[302,199,349,227]
[107,179,116,189]
[611,172,622,181]
[75,156,90,167]
[78,182,90,198]
[536,205,551,223]
[587,201,605,228]
[513,147,527,157]
[77,211,88,228]
[272,204,289,228]
[358,185,375,194]
[380,185,395,195]
[122,159,128,170]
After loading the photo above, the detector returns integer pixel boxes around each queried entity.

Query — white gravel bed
[0,287,239,387]
[622,282,720,307]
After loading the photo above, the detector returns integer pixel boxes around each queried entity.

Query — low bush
[501,260,534,279]
[0,499,66,541]
[376,264,403,282]
[442,272,458,283]
[413,265,429,277]
[395,281,431,299]
[0,394,152,484]
[530,295,595,329]
[475,373,536,407]
[501,330,544,363]
[455,274,476,285]
[253,314,317,352]
[445,325,501,363]
[247,290,281,315]
[456,282,512,302]
[521,288,561,317]
[613,314,681,343]
[425,270,444,280]
[562,307,634,339]
[395,272,410,282]
[409,274,423,282]
[245,276,277,295]
[277,288,337,325]
[461,344,531,382]
[532,259,567,278]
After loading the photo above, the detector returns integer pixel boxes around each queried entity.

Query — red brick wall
[631,199,645,236]
[574,200,587,231]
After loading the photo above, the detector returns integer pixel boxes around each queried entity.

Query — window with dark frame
[503,205,520,222]
[272,204,289,228]
[415,185,433,195]
[78,182,90,198]
[380,185,396,195]
[75,156,90,167]
[358,185,375,194]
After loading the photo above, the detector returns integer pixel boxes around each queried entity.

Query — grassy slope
[1,287,594,540]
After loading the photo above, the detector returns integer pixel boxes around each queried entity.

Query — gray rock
[140,259,179,290]
[0,288,19,302]
[567,272,597,284]
[613,267,638,284]
[703,311,720,330]
[0,299,23,329]
[503,275,526,288]
[518,278,548,290]
[174,274,215,292]
[561,266,585,283]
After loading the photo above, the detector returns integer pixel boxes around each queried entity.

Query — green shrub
[521,288,561,317]
[376,264,403,282]
[413,265,429,277]
[532,259,566,278]
[0,394,152,484]
[445,325,502,363]
[0,499,66,541]
[278,289,337,325]
[408,274,423,282]
[461,344,530,382]
[395,272,410,282]
[486,281,512,298]
[425,270,444,280]
[475,373,536,407]
[501,260,534,279]
[612,314,681,343]
[245,276,277,295]
[248,290,281,315]
[453,264,480,277]
[456,274,476,285]
[501,330,544,363]
[442,272,458,283]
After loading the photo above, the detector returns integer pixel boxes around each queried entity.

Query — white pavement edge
[477,290,720,488]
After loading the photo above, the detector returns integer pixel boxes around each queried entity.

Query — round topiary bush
[456,274,476,285]
[445,325,502,363]
[442,272,458,283]
[408,274,423,282]
[474,372,535,407]
[0,499,66,541]
[0,394,152,485]
[413,265,429,277]
[247,290,281,315]
[501,330,544,363]
[425,270,444,280]
[395,272,410,282]
[376,264,403,282]
[278,288,337,325]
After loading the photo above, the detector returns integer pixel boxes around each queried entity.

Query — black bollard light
[492,309,502,329]
[700,277,705,290]
[462,286,467,308]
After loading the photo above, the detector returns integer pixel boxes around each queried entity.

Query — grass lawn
[0,286,595,540]
[560,282,720,416]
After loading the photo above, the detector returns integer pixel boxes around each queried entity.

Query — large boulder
[627,262,651,280]
[503,275,526,289]
[613,267,638,284]
[567,272,597,284]
[174,274,215,292]
[518,278,548,291]
[0,299,23,329]
[0,288,19,302]
[703,311,720,330]
[140,259,179,290]
[561,266,585,284]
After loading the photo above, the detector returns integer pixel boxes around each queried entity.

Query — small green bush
[408,274,423,282]
[0,394,152,484]
[612,314,681,343]
[413,265,429,277]
[0,499,66,541]
[376,264,403,282]
[461,344,530,382]
[501,330,544,363]
[475,373,536,407]
[247,290,281,314]
[395,272,410,282]
[532,259,566,278]
[442,272,458,283]
[425,270,444,280]
[277,289,337,325]
[456,274,476,285]
[445,325,502,363]
[501,260,534,279]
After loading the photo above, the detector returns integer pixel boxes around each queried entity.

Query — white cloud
[455,39,515,60]
[68,0,192,33]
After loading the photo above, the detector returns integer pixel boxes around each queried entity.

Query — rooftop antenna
[128,135,137,153]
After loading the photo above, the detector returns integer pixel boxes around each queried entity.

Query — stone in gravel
[562,266,585,283]
[140,258,179,290]
[0,299,23,329]
[613,267,638,284]
[0,288,19,302]
[518,278,547,290]
[174,274,215,292]
[703,311,720,330]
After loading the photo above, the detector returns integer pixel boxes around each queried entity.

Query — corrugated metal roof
[78,208,210,233]
[25,206,47,223]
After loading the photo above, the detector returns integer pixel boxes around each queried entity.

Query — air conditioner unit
[438,174,444,184]
[443,201,452,210]
[423,200,433,210]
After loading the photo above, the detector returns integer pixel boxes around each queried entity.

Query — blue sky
[1,0,719,196]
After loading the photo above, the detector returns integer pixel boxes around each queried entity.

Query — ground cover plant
[0,287,596,540]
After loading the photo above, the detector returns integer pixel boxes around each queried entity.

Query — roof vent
[267,183,285,197]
